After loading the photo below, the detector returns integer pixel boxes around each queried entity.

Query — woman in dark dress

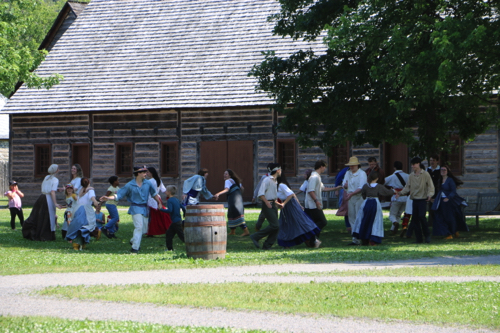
[276,175,321,248]
[22,164,62,241]
[431,165,468,239]
[214,169,249,236]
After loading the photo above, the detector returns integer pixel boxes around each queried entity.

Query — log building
[2,0,499,204]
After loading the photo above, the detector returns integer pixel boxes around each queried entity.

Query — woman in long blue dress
[431,165,468,239]
[276,175,320,248]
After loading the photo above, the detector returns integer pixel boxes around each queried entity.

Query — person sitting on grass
[95,204,105,229]
[159,185,186,251]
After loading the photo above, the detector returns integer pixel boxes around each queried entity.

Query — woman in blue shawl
[431,165,468,239]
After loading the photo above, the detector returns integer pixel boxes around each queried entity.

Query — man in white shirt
[251,163,272,231]
[384,161,410,235]
[250,163,283,250]
[343,156,368,245]
[304,160,339,246]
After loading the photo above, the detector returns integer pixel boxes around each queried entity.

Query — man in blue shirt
[101,166,160,254]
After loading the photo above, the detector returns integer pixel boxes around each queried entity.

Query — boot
[401,213,411,229]
[72,243,80,251]
[391,222,399,235]
[240,228,250,237]
[228,229,236,236]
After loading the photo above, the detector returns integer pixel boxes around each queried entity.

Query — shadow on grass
[1,209,499,261]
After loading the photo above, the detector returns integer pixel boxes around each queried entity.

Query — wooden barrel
[184,204,227,260]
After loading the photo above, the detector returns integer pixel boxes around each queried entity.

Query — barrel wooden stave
[185,204,227,260]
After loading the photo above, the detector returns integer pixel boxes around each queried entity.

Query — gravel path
[1,255,499,333]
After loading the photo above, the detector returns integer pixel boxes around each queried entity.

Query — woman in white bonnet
[22,164,62,241]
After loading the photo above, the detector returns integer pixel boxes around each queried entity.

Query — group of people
[6,154,468,254]
[336,155,468,246]
[10,163,184,254]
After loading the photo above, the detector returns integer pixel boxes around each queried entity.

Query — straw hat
[345,156,360,166]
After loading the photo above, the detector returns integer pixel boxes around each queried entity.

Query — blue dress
[277,187,320,247]
[431,177,468,236]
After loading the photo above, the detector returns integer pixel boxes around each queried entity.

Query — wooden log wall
[92,110,178,198]
[10,114,90,203]
[460,127,499,197]
[8,110,499,205]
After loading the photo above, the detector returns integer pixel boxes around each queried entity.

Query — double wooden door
[200,141,254,201]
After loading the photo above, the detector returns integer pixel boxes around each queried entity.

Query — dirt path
[1,255,499,333]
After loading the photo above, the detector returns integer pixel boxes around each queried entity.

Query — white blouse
[277,183,294,201]
[148,179,166,209]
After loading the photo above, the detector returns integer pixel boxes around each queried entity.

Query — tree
[250,0,500,158]
[0,0,65,98]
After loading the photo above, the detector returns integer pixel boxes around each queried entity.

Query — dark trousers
[304,208,327,238]
[412,199,430,242]
[253,203,279,249]
[427,201,435,227]
[166,222,185,250]
[255,210,267,230]
[9,207,24,229]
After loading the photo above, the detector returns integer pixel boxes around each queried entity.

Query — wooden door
[72,143,90,177]
[200,141,227,200]
[384,142,409,176]
[200,140,254,202]
[228,141,253,201]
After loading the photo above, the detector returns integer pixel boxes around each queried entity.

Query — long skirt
[22,194,55,241]
[227,187,245,228]
[277,199,320,247]
[352,198,384,244]
[433,201,469,236]
[147,207,172,235]
[66,206,93,244]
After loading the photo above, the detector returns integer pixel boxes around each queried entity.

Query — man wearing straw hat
[343,156,368,245]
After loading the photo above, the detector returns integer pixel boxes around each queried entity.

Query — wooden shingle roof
[4,0,325,114]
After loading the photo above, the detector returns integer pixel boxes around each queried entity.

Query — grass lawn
[0,316,267,333]
[39,281,500,329]
[1,207,500,275]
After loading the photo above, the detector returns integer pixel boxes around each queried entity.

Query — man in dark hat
[101,166,161,254]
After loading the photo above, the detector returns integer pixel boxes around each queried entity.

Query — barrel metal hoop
[186,205,225,210]
[186,212,226,216]
[184,221,227,227]
[185,241,227,246]
[187,250,227,255]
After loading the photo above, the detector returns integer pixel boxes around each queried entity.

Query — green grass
[0,315,267,333]
[1,207,500,275]
[39,281,500,329]
[265,265,500,277]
